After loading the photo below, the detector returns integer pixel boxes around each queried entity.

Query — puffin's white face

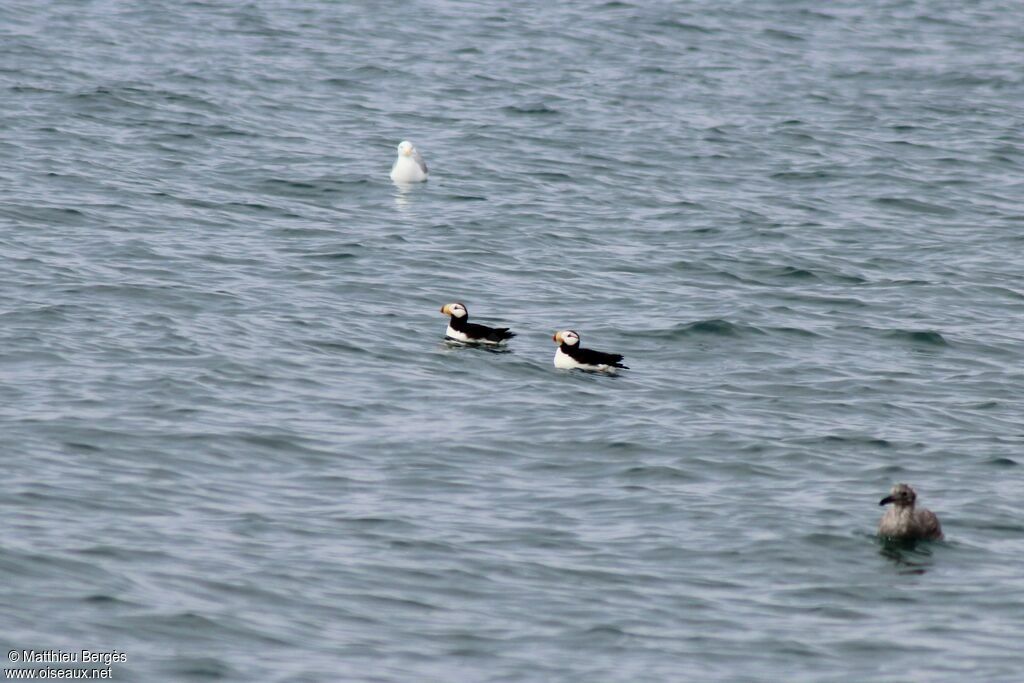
[398,140,414,157]
[553,330,579,346]
[440,302,468,319]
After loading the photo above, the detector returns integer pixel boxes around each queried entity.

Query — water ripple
[1,1,1023,681]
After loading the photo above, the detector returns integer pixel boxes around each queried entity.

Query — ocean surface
[2,1,1023,680]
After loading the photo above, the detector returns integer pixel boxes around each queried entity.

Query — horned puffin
[552,330,628,371]
[440,303,515,344]
[390,140,428,183]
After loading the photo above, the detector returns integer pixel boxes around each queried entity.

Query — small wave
[168,658,235,679]
[322,77,358,87]
[226,201,276,212]
[873,197,956,216]
[364,594,439,612]
[301,251,358,260]
[622,465,696,481]
[655,19,716,34]
[532,172,572,182]
[762,28,805,42]
[774,265,821,281]
[262,178,317,191]
[802,532,853,546]
[770,170,835,181]
[651,319,764,339]
[821,435,893,448]
[766,326,821,338]
[584,624,627,637]
[344,64,392,78]
[82,594,136,606]
[63,441,102,452]
[883,329,949,346]
[762,265,866,285]
[502,104,559,115]
[301,339,365,355]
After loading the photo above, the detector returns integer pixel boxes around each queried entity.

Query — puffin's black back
[451,313,516,342]
[564,343,627,369]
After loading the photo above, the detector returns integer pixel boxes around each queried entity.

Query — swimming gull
[390,140,428,183]
[878,483,943,541]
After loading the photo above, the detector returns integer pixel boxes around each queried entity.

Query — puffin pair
[439,303,628,372]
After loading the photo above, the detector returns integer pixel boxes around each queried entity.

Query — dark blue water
[2,1,1023,680]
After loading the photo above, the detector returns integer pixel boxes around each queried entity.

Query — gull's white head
[553,330,580,346]
[397,140,415,157]
[440,302,468,319]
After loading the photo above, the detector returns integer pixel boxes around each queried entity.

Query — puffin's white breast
[554,347,581,369]
[554,347,614,371]
[445,325,471,342]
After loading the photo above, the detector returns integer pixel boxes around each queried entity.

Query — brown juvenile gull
[878,483,943,541]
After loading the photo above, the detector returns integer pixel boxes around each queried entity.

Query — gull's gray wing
[413,148,428,174]
[917,509,943,540]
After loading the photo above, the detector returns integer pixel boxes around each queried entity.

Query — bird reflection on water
[878,538,937,575]
[393,184,413,211]
[440,340,514,355]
